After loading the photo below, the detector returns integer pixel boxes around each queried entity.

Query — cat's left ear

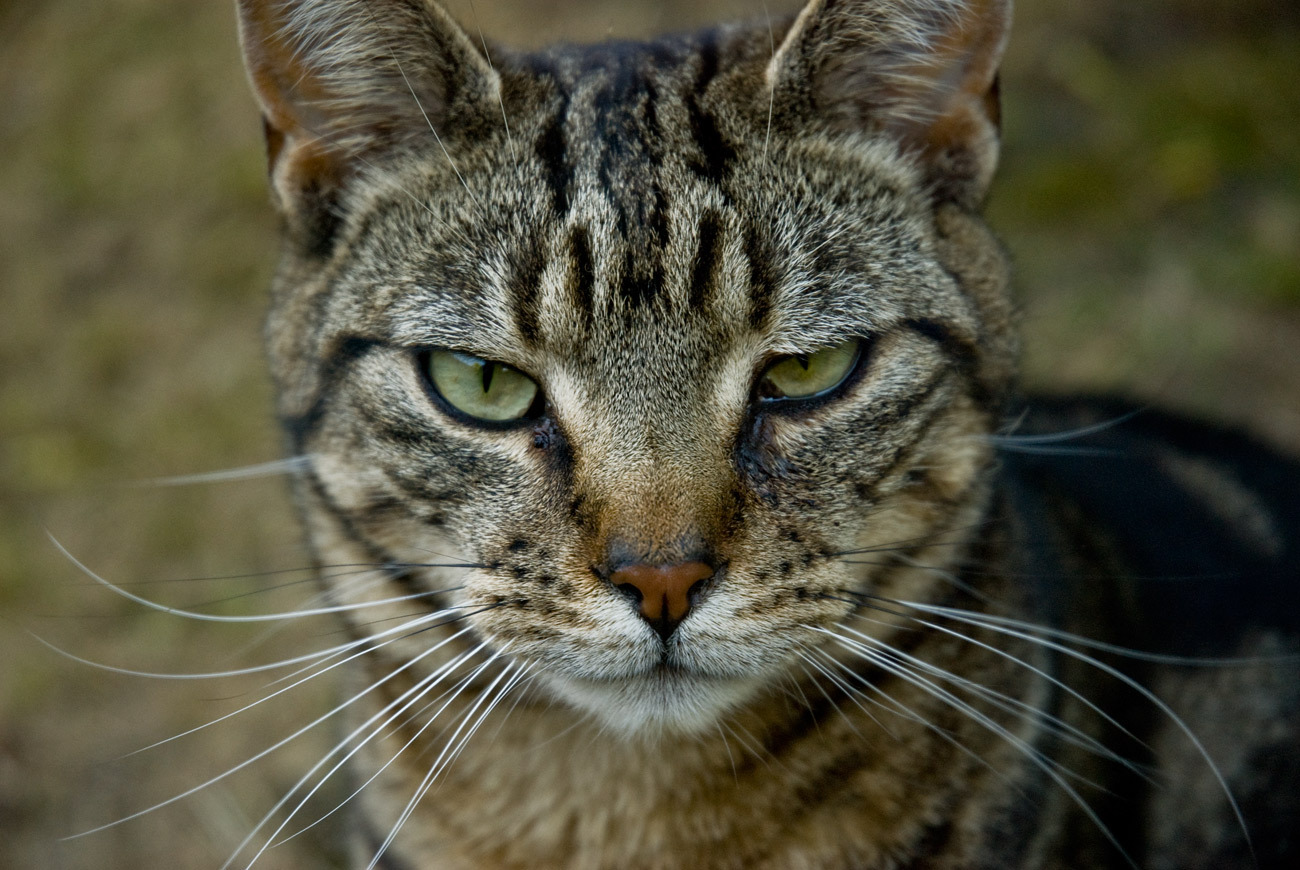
[769,0,1011,208]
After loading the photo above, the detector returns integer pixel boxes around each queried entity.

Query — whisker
[173,568,409,612]
[813,626,1139,868]
[893,600,1256,860]
[837,551,993,604]
[806,645,1020,790]
[125,611,489,760]
[831,522,991,558]
[796,649,890,738]
[782,664,826,732]
[816,591,916,621]
[837,616,1148,779]
[230,642,493,870]
[436,660,531,775]
[28,619,384,683]
[909,600,1295,667]
[992,444,1120,457]
[361,6,487,221]
[63,624,484,842]
[478,669,540,749]
[366,651,516,870]
[50,532,475,624]
[992,408,1146,445]
[718,718,775,770]
[130,456,314,488]
[63,561,475,594]
[761,0,775,164]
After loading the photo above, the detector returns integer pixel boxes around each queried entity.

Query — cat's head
[238,0,1016,735]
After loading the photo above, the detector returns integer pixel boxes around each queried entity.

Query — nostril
[607,560,715,641]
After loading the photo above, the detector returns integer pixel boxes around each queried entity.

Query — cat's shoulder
[1008,394,1300,652]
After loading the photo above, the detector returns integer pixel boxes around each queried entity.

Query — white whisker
[992,408,1145,445]
[366,651,516,870]
[131,456,314,487]
[761,0,775,164]
[814,626,1139,868]
[126,610,481,760]
[896,600,1255,858]
[363,8,486,220]
[50,531,474,624]
[806,646,1021,791]
[64,626,479,842]
[230,640,490,870]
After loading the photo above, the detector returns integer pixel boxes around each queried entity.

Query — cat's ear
[769,0,1011,207]
[236,0,499,252]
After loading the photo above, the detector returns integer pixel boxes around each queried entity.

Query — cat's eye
[758,339,861,401]
[422,350,540,422]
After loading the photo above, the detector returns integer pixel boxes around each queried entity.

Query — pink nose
[610,561,714,640]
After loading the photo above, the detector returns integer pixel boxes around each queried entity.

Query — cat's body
[230,0,1300,867]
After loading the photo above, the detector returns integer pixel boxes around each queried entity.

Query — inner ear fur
[237,0,500,252]
[769,0,1012,208]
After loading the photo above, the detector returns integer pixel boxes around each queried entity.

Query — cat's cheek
[463,584,657,668]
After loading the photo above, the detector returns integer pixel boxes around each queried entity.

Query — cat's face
[243,0,1016,734]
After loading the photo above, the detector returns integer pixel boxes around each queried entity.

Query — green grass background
[1,0,1297,866]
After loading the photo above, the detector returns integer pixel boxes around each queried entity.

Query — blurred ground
[1,0,1297,867]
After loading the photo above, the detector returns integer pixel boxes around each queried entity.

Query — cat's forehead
[344,33,955,371]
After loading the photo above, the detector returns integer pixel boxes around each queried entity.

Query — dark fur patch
[743,225,776,330]
[1010,396,1300,656]
[689,209,725,311]
[566,225,596,325]
[535,96,572,220]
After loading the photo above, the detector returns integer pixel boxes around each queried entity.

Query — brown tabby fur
[234,1,1300,867]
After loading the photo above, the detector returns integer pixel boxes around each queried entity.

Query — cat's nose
[610,561,714,642]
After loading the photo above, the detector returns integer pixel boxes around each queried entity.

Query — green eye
[424,350,540,422]
[759,339,861,401]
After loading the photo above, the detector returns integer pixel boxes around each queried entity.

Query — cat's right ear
[236,0,500,254]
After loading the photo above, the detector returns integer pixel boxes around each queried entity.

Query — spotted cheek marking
[467,534,614,634]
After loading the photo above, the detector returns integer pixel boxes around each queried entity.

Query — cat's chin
[542,666,762,739]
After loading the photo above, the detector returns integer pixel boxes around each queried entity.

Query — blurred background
[1,0,1297,866]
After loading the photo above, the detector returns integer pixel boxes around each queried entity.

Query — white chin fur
[543,669,761,738]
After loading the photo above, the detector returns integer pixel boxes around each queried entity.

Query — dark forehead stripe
[689,209,725,312]
[743,224,776,330]
[535,93,572,221]
[566,224,596,326]
[584,47,676,310]
[685,39,735,185]
[520,32,742,316]
[505,234,547,346]
[620,248,664,311]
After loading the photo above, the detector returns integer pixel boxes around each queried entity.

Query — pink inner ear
[241,2,314,139]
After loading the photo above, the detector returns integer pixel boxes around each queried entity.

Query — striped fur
[234,1,1299,867]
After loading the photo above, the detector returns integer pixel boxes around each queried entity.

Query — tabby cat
[229,0,1300,867]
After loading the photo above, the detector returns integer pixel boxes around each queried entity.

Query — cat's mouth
[545,665,763,736]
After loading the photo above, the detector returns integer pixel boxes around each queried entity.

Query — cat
[222,0,1300,867]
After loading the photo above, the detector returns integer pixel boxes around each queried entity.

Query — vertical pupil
[481,360,497,393]
[795,354,810,371]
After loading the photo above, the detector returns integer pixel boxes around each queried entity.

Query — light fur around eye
[424,350,539,422]
[759,338,861,401]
